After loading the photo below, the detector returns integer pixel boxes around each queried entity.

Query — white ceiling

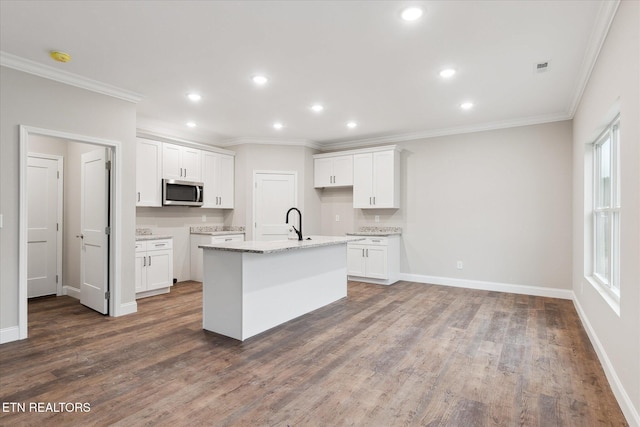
[0,1,615,148]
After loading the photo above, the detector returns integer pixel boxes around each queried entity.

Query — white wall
[0,67,137,338]
[319,121,573,291]
[227,144,321,240]
[572,0,640,423]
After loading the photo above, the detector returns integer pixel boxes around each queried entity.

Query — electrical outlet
[456,261,463,270]
[335,214,340,222]
[375,215,380,222]
[201,215,207,222]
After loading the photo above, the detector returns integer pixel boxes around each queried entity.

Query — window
[592,115,620,298]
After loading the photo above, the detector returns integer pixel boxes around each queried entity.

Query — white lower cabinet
[190,234,245,281]
[135,239,174,298]
[347,235,400,285]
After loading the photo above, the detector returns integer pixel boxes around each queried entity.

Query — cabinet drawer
[146,239,173,251]
[211,234,244,243]
[350,237,388,246]
[135,242,146,252]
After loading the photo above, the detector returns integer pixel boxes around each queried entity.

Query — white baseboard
[0,326,21,344]
[117,301,137,316]
[398,273,574,300]
[63,285,80,300]
[573,298,640,427]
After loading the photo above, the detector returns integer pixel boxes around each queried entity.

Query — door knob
[76,234,84,239]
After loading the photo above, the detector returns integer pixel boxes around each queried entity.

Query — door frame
[26,153,64,296]
[19,125,123,339]
[252,170,298,241]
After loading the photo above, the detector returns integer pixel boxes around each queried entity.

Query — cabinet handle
[373,197,376,205]
[143,256,146,267]
[362,249,365,257]
[366,249,369,257]
[180,167,183,177]
[148,256,152,266]
[225,238,232,242]
[137,192,140,202]
[185,168,187,177]
[369,197,372,205]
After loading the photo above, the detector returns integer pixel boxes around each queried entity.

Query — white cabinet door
[314,155,353,188]
[353,150,400,209]
[202,152,235,208]
[201,152,218,208]
[136,138,162,207]
[217,154,234,208]
[162,143,201,181]
[372,150,395,208]
[181,147,201,181]
[314,158,333,188]
[146,249,173,290]
[162,143,183,180]
[353,153,374,208]
[333,155,353,186]
[135,250,146,293]
[136,239,174,297]
[347,245,367,277]
[364,246,388,279]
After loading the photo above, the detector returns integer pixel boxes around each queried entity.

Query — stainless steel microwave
[162,179,204,206]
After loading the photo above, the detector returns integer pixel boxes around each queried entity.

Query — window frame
[591,114,620,302]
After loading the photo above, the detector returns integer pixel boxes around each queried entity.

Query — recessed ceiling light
[273,122,284,130]
[347,121,358,129]
[252,75,268,85]
[401,7,423,21]
[186,121,197,128]
[187,93,202,102]
[439,68,456,79]
[311,104,324,113]
[460,102,474,110]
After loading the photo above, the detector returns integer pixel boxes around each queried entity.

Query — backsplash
[356,226,402,234]
[190,225,246,233]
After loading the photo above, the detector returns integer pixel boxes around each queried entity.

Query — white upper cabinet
[353,148,400,209]
[162,142,201,181]
[136,138,162,207]
[201,151,235,208]
[313,154,353,188]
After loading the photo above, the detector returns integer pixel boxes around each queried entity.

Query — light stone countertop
[191,230,246,236]
[136,235,173,241]
[346,226,402,237]
[200,235,364,254]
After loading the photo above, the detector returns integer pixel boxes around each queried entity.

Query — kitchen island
[200,236,362,341]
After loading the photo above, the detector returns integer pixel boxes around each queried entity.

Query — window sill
[585,276,621,316]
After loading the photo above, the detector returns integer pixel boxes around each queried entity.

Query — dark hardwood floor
[0,281,628,426]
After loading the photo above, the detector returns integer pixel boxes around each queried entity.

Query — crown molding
[0,51,143,103]
[220,137,323,150]
[318,112,572,151]
[136,129,235,155]
[567,0,621,117]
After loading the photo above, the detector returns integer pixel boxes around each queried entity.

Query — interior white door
[254,172,297,241]
[80,148,109,314]
[27,156,61,298]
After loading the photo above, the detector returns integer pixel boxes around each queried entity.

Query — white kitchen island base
[202,238,356,341]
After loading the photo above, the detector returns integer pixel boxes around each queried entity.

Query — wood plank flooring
[0,281,628,426]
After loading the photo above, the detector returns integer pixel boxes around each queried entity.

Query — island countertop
[199,235,364,254]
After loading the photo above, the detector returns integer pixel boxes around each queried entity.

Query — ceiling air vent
[534,61,550,73]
